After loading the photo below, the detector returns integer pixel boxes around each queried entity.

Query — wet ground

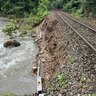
[0,18,38,95]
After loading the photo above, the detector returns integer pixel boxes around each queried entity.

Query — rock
[4,40,21,48]
[58,94,63,96]
[32,66,38,76]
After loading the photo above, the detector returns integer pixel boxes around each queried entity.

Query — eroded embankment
[36,13,96,96]
[36,16,63,80]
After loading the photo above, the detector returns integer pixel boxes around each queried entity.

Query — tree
[0,0,39,16]
[83,0,96,18]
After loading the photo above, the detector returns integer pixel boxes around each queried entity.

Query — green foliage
[63,0,83,17]
[87,94,96,96]
[49,0,84,17]
[25,0,49,26]
[50,0,96,18]
[0,0,39,16]
[71,8,83,17]
[58,73,68,84]
[1,0,49,37]
[0,0,96,18]
[37,2,49,17]
[3,18,37,37]
[58,73,65,81]
[48,73,68,92]
[83,0,96,18]
[4,93,16,96]
[19,23,35,37]
[50,0,64,9]
[19,24,31,37]
[1,1,13,14]
[3,19,18,37]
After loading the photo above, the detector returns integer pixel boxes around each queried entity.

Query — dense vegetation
[0,0,38,16]
[0,0,96,37]
[50,0,96,18]
[1,0,49,37]
[0,0,96,18]
[0,0,49,17]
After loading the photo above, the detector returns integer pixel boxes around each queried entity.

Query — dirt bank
[36,15,64,79]
[36,12,96,96]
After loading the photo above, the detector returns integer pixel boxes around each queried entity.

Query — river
[0,18,38,95]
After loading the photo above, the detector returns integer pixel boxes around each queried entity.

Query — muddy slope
[36,13,96,96]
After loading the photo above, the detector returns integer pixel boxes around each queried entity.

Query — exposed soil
[36,12,96,96]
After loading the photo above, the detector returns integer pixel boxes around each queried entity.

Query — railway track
[55,10,96,53]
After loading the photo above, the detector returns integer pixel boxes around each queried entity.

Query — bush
[2,18,35,37]
[3,19,18,37]
[26,0,49,26]
[4,93,16,96]
[58,73,68,84]
[19,24,35,37]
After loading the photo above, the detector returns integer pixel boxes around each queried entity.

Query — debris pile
[36,16,63,80]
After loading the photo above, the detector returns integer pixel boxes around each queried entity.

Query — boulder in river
[4,40,21,48]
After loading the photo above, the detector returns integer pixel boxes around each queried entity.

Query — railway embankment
[36,11,96,96]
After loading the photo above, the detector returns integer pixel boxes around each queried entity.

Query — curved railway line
[55,10,96,53]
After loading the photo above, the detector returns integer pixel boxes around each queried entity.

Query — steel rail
[59,11,96,33]
[56,11,96,53]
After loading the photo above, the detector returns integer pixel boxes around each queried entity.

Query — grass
[3,93,16,96]
[2,18,36,38]
[48,73,68,92]
[86,94,96,96]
